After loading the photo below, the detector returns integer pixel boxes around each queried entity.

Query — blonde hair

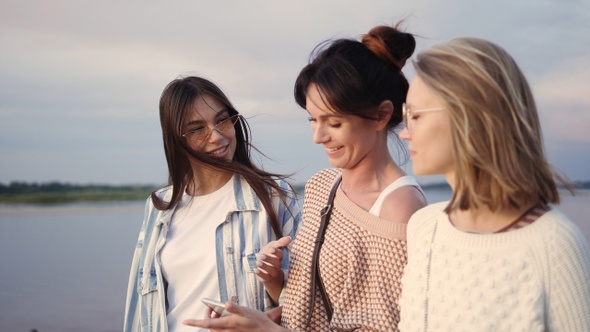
[413,37,567,212]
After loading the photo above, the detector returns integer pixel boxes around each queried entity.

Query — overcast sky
[1,0,589,186]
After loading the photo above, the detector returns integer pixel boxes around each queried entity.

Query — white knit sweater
[399,201,590,332]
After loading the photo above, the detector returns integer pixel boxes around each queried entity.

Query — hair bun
[362,25,416,70]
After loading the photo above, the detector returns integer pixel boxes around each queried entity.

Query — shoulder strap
[306,176,342,327]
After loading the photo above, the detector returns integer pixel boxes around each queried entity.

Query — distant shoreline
[1,181,588,205]
[0,201,146,216]
[2,189,588,217]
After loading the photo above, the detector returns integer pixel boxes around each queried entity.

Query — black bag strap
[305,176,342,327]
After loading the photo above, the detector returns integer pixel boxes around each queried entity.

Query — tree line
[1,180,586,205]
[0,181,160,204]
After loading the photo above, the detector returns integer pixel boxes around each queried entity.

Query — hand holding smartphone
[201,298,230,317]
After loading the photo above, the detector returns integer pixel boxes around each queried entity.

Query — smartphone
[201,298,230,317]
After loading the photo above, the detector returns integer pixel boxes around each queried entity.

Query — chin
[412,166,433,176]
[328,160,348,169]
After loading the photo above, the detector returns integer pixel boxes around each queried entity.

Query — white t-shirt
[160,176,235,331]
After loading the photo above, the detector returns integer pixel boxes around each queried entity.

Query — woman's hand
[255,236,292,303]
[183,302,287,332]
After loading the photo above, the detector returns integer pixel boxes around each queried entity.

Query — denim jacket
[123,175,301,332]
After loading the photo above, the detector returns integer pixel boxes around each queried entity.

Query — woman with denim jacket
[123,76,301,332]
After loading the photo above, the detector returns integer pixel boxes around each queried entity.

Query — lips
[208,145,228,156]
[325,146,343,153]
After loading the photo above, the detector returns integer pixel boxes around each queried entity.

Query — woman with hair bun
[184,22,426,332]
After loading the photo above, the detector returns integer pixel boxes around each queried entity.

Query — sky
[1,0,589,187]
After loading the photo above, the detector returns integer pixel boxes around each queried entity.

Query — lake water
[1,189,589,332]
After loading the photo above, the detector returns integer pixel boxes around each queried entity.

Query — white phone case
[201,298,229,316]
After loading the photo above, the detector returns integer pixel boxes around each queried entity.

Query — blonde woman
[399,37,590,331]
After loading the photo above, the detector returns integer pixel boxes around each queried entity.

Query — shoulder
[379,185,428,224]
[151,185,173,200]
[407,202,448,232]
[305,168,341,190]
[412,201,447,218]
[302,169,342,205]
[273,178,295,193]
[143,185,173,210]
[537,208,590,257]
[235,174,293,194]
[270,178,301,210]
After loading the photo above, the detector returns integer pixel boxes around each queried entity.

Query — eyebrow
[404,102,417,109]
[185,109,230,127]
[306,111,344,119]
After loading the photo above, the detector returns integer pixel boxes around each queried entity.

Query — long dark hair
[152,76,294,238]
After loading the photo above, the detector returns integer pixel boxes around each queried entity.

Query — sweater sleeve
[546,213,590,331]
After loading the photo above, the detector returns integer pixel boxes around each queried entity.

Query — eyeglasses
[182,114,241,141]
[402,103,444,133]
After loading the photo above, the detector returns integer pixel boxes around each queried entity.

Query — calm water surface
[1,190,589,332]
[0,201,145,332]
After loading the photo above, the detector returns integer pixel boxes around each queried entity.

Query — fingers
[203,306,219,319]
[255,236,291,282]
[255,253,283,279]
[184,302,236,329]
[256,236,291,266]
[273,235,292,248]
[261,236,292,255]
[182,319,206,328]
[183,303,286,332]
[266,306,282,324]
[224,301,244,314]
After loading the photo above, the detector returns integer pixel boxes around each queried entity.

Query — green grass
[0,183,158,204]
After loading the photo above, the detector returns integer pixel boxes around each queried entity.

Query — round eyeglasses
[402,103,444,133]
[182,114,241,141]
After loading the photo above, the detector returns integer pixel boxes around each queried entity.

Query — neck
[448,205,533,233]
[188,164,234,196]
[340,152,404,198]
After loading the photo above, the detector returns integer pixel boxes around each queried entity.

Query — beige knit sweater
[281,169,408,331]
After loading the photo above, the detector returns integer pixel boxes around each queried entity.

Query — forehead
[187,94,227,120]
[406,75,440,108]
[305,84,341,118]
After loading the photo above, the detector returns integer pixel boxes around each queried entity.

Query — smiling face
[400,75,455,179]
[182,94,237,162]
[305,84,382,170]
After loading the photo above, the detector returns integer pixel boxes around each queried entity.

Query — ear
[375,100,393,131]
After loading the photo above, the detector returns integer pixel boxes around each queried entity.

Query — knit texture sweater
[282,169,408,331]
[399,201,590,331]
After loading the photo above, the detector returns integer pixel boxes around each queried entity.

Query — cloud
[1,0,589,184]
[532,55,590,145]
[535,56,590,106]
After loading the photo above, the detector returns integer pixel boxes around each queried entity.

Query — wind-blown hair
[152,76,294,238]
[413,37,570,212]
[294,23,416,132]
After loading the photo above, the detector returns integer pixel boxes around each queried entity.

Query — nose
[399,126,410,140]
[206,126,224,142]
[312,124,329,144]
